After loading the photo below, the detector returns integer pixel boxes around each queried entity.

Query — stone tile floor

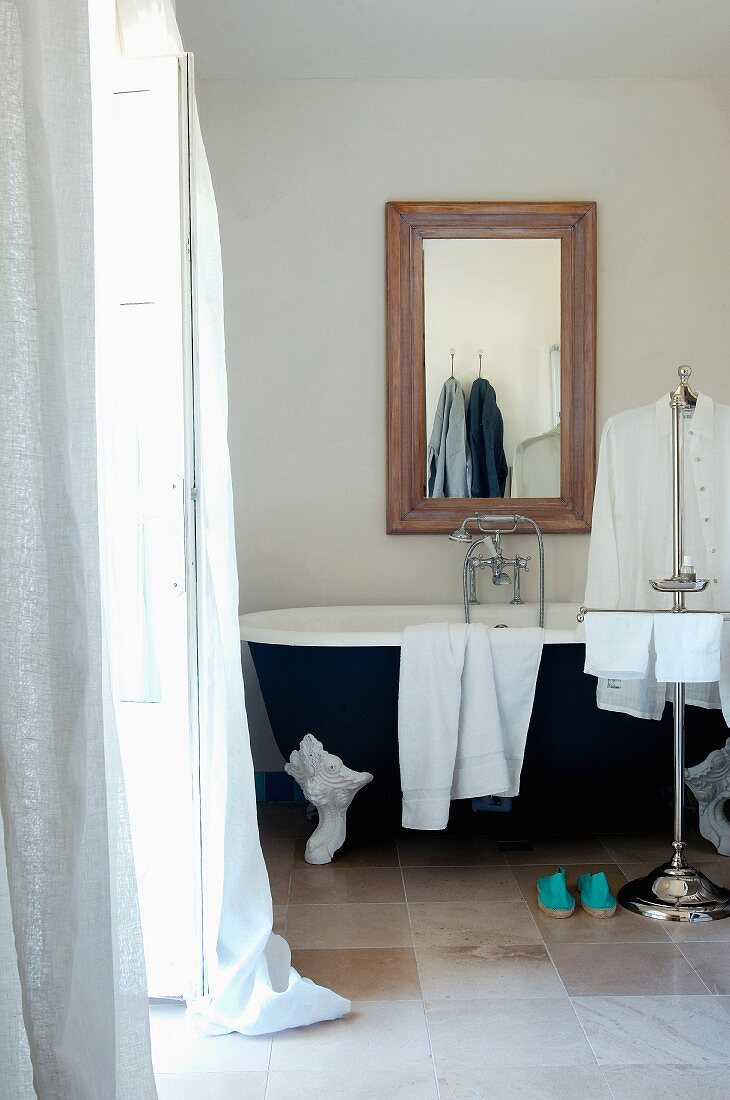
[152,803,730,1098]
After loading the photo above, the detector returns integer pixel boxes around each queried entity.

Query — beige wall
[197,77,730,614]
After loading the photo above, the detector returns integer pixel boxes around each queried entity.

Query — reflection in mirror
[423,238,561,499]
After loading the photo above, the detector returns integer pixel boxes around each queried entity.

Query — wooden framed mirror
[386,201,596,534]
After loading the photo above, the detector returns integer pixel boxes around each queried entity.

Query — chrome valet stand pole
[617,366,730,921]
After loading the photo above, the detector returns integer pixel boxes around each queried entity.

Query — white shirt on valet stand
[585,391,730,720]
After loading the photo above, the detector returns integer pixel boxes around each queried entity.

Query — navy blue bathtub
[241,604,728,830]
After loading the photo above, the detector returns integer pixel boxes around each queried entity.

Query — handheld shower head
[449,521,473,543]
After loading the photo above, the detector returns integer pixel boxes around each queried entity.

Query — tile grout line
[397,840,442,1100]
[674,938,717,996]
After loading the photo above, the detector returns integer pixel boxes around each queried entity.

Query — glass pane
[423,238,561,499]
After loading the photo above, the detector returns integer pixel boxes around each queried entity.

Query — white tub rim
[239,602,583,648]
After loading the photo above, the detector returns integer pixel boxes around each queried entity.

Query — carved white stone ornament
[685,737,730,856]
[285,734,373,864]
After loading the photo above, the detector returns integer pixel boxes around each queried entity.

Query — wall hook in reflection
[450,347,455,379]
[477,349,483,378]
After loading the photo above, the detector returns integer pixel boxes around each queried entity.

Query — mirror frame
[386,200,596,534]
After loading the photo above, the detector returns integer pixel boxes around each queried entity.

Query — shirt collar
[654,391,714,440]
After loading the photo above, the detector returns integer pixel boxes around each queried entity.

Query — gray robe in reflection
[427,378,472,498]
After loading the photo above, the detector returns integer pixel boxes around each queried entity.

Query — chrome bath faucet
[449,515,545,627]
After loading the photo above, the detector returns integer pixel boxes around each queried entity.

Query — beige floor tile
[692,860,730,886]
[533,902,672,945]
[260,835,295,866]
[266,1069,438,1098]
[289,865,405,903]
[572,995,730,1065]
[397,836,505,867]
[272,905,286,936]
[409,899,540,948]
[269,1000,432,1072]
[416,943,564,1000]
[550,942,709,996]
[681,942,730,994]
[155,1072,267,1099]
[665,914,730,943]
[427,997,596,1068]
[614,860,667,881]
[285,902,412,949]
[265,862,291,905]
[503,837,613,866]
[601,833,715,865]
[293,836,400,867]
[291,947,421,1000]
[437,1065,613,1098]
[149,1006,271,1073]
[603,1064,730,1100]
[403,865,521,903]
[257,803,307,836]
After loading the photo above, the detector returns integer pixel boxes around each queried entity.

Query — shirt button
[689,430,694,435]
[700,486,706,491]
[710,547,717,554]
[705,517,712,523]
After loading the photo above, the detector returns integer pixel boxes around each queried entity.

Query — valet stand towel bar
[578,366,730,922]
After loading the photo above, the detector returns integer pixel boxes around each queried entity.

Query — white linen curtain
[116,0,350,1035]
[0,1,156,1097]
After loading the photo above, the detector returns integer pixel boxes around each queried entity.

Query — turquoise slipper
[536,866,575,918]
[577,871,617,918]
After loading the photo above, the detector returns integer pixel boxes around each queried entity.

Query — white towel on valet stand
[584,612,654,680]
[654,612,723,684]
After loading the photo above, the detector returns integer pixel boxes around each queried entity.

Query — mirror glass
[423,238,561,499]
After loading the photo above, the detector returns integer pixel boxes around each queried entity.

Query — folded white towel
[451,624,510,801]
[654,613,722,684]
[489,627,545,796]
[398,622,467,831]
[584,612,653,680]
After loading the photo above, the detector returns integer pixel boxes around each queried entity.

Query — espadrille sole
[581,901,616,918]
[538,899,575,919]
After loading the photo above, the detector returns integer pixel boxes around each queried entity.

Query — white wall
[197,77,730,615]
[424,237,561,481]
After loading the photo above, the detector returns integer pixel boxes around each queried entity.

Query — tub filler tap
[450,514,545,627]
[467,530,530,606]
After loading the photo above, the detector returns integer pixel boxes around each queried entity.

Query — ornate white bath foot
[285,734,373,864]
[685,737,730,856]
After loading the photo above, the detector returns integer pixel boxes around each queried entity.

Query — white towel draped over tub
[398,623,544,830]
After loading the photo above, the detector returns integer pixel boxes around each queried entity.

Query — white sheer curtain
[0,1,156,1097]
[116,0,350,1034]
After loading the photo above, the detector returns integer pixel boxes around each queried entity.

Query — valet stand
[579,366,730,922]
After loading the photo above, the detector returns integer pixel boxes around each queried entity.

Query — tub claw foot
[285,734,373,864]
[685,737,730,855]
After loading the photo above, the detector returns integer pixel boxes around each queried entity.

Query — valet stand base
[618,852,730,923]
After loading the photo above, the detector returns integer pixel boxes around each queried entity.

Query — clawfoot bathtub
[241,604,729,830]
